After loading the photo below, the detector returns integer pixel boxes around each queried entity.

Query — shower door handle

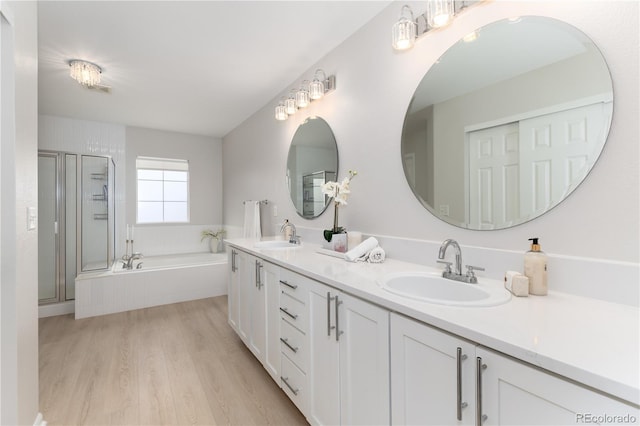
[54,221,59,235]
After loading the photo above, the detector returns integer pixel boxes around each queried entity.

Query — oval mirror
[287,116,338,219]
[401,16,613,230]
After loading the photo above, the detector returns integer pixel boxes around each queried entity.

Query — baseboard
[38,300,75,318]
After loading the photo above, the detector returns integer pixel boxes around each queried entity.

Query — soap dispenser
[282,219,292,241]
[524,238,548,295]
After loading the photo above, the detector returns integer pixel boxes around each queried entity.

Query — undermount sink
[253,240,302,249]
[378,271,511,307]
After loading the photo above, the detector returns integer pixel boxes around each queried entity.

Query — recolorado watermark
[576,413,637,424]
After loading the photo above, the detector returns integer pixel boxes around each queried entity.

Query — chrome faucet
[437,239,484,284]
[122,252,143,270]
[280,220,300,245]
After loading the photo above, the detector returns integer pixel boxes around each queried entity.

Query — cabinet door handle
[257,261,263,289]
[281,376,299,395]
[456,347,468,421]
[327,292,336,336]
[279,307,298,320]
[280,337,299,353]
[279,280,298,290]
[231,250,237,272]
[335,295,343,342]
[476,357,488,425]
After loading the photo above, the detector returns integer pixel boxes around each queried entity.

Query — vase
[208,238,220,253]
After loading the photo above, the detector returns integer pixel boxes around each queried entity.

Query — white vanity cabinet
[390,313,476,425]
[228,248,280,382]
[477,347,639,426]
[308,279,390,426]
[228,248,247,336]
[391,313,639,426]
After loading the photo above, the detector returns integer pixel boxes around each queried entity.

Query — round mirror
[287,116,338,219]
[401,16,613,230]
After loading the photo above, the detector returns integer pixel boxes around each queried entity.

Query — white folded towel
[345,237,379,262]
[366,246,386,263]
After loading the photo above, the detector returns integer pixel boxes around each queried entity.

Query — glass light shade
[69,60,102,87]
[427,0,454,28]
[296,82,310,108]
[309,70,327,100]
[392,6,417,50]
[285,93,297,115]
[275,103,288,121]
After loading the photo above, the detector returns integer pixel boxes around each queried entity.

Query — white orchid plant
[321,170,357,242]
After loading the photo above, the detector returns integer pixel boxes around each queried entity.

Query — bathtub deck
[75,254,228,319]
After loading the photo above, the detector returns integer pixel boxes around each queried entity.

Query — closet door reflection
[38,153,58,303]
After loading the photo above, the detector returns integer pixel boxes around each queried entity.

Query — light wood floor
[39,296,308,425]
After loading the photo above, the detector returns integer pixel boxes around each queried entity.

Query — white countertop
[226,238,640,406]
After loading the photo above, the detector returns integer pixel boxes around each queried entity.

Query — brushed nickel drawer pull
[457,347,468,421]
[280,337,299,353]
[281,376,299,395]
[279,280,298,289]
[279,307,298,320]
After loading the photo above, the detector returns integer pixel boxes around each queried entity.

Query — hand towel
[242,201,262,239]
[345,237,379,262]
[366,246,386,263]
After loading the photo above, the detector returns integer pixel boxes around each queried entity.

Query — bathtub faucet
[122,252,143,270]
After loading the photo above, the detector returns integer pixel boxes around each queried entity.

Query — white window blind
[136,156,189,224]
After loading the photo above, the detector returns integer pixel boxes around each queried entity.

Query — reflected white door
[468,123,520,229]
[518,102,612,217]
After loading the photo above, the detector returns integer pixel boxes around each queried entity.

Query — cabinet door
[229,249,248,339]
[477,347,640,426]
[390,313,476,425]
[238,253,253,345]
[262,260,281,383]
[308,281,340,426]
[339,292,390,425]
[249,258,266,363]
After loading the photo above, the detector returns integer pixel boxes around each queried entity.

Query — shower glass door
[38,152,77,304]
[38,153,59,303]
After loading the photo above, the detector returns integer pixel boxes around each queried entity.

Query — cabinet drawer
[280,318,308,372]
[281,352,308,416]
[279,269,310,303]
[280,292,308,333]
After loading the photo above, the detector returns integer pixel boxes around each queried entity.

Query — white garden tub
[75,252,228,319]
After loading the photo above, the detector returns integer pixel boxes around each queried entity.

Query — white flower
[322,170,357,205]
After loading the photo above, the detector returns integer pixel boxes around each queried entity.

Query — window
[136,157,189,223]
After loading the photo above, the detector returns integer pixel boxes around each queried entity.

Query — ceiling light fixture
[68,59,102,87]
[274,69,336,121]
[392,0,482,51]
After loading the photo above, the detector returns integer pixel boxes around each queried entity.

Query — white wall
[125,126,223,256]
[223,2,638,265]
[0,1,39,424]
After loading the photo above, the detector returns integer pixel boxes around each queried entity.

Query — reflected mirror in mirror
[287,116,338,219]
[401,16,613,230]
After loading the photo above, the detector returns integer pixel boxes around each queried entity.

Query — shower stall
[38,151,115,305]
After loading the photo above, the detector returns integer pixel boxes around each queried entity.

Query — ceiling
[38,1,392,138]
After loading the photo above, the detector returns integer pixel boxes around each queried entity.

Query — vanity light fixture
[274,69,336,121]
[285,91,298,115]
[275,99,288,121]
[68,59,102,87]
[295,81,311,109]
[392,5,417,50]
[392,0,481,51]
[427,0,454,29]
